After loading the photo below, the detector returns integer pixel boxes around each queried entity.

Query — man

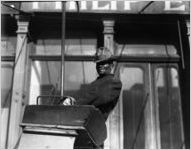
[62,47,122,148]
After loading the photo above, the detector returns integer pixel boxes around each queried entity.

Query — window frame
[151,63,185,148]
[117,61,184,149]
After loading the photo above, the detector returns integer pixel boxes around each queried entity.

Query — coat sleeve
[75,83,99,105]
[91,79,122,106]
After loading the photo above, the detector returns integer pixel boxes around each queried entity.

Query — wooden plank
[28,55,180,62]
[7,16,30,148]
[144,64,159,148]
[103,20,122,149]
[18,133,75,149]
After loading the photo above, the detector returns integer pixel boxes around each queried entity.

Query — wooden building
[1,1,190,149]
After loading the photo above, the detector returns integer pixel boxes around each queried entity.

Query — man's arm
[75,84,99,105]
[91,79,122,106]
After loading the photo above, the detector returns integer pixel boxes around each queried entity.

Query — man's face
[96,62,113,75]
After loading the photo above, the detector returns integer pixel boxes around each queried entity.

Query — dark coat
[75,74,122,120]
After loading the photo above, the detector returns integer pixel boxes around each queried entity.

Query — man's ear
[110,62,115,74]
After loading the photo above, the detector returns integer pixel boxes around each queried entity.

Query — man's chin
[98,72,105,75]
[98,72,111,76]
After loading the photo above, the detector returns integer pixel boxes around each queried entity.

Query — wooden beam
[7,15,30,148]
[61,1,66,97]
[28,55,180,63]
[103,19,122,149]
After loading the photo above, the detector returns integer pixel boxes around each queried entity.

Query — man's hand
[62,96,76,105]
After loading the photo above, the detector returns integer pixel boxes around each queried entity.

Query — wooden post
[61,1,66,97]
[7,15,30,148]
[144,64,159,149]
[103,20,121,149]
[103,20,114,54]
[186,20,190,46]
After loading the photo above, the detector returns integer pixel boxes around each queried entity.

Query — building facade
[1,1,190,149]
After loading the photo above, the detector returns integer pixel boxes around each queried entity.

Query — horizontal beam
[29,55,180,63]
[29,55,95,61]
[1,56,15,61]
[1,55,180,63]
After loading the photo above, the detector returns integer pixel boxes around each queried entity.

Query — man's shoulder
[92,74,122,85]
[112,78,122,87]
[103,74,122,86]
[107,74,121,82]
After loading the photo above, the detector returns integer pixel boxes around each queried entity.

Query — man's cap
[95,47,116,63]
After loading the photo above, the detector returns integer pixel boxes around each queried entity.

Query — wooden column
[186,20,190,46]
[103,20,114,54]
[7,15,30,148]
[103,20,121,149]
[144,64,159,149]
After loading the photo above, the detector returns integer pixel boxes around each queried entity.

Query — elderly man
[62,47,122,148]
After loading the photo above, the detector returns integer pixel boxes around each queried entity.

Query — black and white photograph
[1,1,190,149]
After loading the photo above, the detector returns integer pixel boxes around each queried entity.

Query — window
[1,62,14,148]
[29,31,98,104]
[1,37,17,56]
[32,38,97,56]
[1,28,16,147]
[114,25,184,148]
[155,66,184,148]
[120,66,145,148]
[1,62,14,108]
[117,63,184,149]
[29,61,97,105]
[116,44,178,56]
